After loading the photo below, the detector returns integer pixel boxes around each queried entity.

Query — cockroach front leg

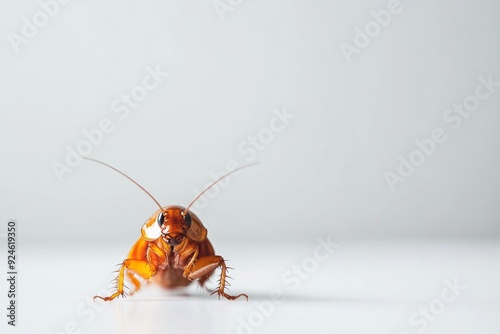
[94,259,157,302]
[95,242,166,301]
[186,255,248,301]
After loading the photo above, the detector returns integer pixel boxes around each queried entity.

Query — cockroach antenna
[183,162,260,215]
[83,157,165,212]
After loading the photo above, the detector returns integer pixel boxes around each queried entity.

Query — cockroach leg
[94,259,157,302]
[181,247,199,278]
[186,255,248,301]
[147,242,167,263]
[126,271,142,295]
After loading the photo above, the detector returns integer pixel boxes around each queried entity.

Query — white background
[1,1,499,243]
[0,1,499,333]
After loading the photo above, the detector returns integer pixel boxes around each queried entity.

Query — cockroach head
[141,206,206,244]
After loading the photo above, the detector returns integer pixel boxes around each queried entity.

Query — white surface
[4,239,500,334]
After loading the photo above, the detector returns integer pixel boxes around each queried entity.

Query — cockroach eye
[157,212,165,226]
[183,212,192,228]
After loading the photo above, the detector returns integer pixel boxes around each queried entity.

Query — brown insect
[85,157,254,301]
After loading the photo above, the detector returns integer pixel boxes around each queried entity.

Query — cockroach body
[86,158,251,301]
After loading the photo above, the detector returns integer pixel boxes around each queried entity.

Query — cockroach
[85,157,255,301]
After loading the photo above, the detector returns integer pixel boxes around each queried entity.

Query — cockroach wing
[186,215,207,242]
